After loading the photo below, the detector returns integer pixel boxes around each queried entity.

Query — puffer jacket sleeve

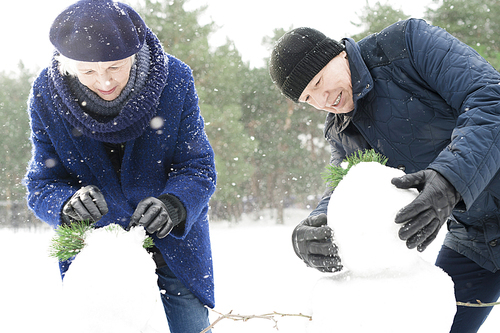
[406,19,500,209]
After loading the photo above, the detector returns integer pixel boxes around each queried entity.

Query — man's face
[298,51,354,114]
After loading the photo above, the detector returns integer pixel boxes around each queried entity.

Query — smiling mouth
[98,86,117,95]
[333,92,342,106]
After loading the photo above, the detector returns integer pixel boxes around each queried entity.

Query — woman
[23,1,216,332]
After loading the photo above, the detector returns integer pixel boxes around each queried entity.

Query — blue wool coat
[24,29,217,307]
[312,19,500,272]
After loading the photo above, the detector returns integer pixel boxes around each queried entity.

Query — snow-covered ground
[1,208,499,332]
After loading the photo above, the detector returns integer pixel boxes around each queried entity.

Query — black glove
[392,169,461,252]
[129,197,175,239]
[292,213,342,273]
[62,185,108,223]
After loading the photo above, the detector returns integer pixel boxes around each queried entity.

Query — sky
[0,0,435,73]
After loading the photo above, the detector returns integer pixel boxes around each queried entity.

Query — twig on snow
[199,308,312,333]
[457,300,500,308]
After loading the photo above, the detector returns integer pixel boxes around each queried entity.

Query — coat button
[397,164,406,171]
[490,240,498,247]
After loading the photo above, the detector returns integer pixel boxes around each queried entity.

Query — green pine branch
[322,149,388,190]
[49,220,94,261]
[49,220,155,262]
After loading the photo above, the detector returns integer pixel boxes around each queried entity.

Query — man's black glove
[292,213,342,273]
[62,185,108,223]
[129,197,175,239]
[391,169,461,252]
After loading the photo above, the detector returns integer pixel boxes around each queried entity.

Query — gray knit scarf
[50,29,169,144]
[67,44,150,122]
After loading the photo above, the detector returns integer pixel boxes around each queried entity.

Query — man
[269,19,500,333]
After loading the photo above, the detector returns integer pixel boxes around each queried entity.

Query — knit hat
[269,27,345,102]
[50,0,146,62]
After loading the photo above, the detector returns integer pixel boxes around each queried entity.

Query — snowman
[55,225,169,333]
[308,162,456,332]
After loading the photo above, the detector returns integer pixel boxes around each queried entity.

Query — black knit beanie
[269,27,345,103]
[50,0,146,62]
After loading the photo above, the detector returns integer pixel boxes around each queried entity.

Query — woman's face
[75,57,133,101]
[298,51,354,114]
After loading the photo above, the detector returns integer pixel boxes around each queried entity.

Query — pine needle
[143,236,155,249]
[322,149,388,190]
[49,220,94,261]
[49,220,155,262]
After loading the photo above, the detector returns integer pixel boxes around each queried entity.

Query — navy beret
[50,0,146,62]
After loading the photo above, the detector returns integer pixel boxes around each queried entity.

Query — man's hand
[292,213,342,273]
[392,169,461,252]
[62,185,108,223]
[129,197,174,239]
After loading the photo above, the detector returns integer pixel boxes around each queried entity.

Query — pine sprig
[49,220,155,262]
[49,220,94,261]
[143,236,155,249]
[322,149,388,190]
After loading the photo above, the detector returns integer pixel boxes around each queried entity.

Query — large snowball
[327,162,419,275]
[309,264,456,333]
[60,225,164,333]
[311,162,456,333]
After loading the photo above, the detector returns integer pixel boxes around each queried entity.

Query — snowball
[327,162,419,275]
[310,263,456,333]
[60,225,165,333]
[310,162,456,332]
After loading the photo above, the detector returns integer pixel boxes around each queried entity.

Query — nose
[95,71,112,87]
[310,90,327,109]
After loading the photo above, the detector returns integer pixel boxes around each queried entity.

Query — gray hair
[55,54,79,76]
[55,54,136,76]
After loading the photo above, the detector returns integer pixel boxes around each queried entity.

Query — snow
[1,207,500,332]
[329,162,419,275]
[58,226,163,333]
[318,162,456,332]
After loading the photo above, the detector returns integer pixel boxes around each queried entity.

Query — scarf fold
[49,28,169,143]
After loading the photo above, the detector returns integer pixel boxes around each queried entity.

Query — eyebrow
[77,60,127,71]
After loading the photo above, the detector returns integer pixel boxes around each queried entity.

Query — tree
[135,0,258,221]
[425,0,500,69]
[133,0,214,78]
[202,103,258,221]
[350,1,410,41]
[241,30,331,223]
[0,63,38,227]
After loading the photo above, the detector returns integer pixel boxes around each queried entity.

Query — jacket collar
[325,38,373,134]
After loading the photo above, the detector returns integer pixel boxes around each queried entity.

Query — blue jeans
[436,245,500,333]
[156,264,211,333]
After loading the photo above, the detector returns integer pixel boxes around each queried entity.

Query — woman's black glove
[292,213,342,273]
[392,169,461,252]
[129,195,186,239]
[62,185,108,223]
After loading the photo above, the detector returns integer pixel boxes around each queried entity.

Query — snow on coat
[23,28,217,307]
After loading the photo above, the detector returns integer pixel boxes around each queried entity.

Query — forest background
[2,0,499,227]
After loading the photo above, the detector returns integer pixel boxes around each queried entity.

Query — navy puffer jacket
[312,19,500,272]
